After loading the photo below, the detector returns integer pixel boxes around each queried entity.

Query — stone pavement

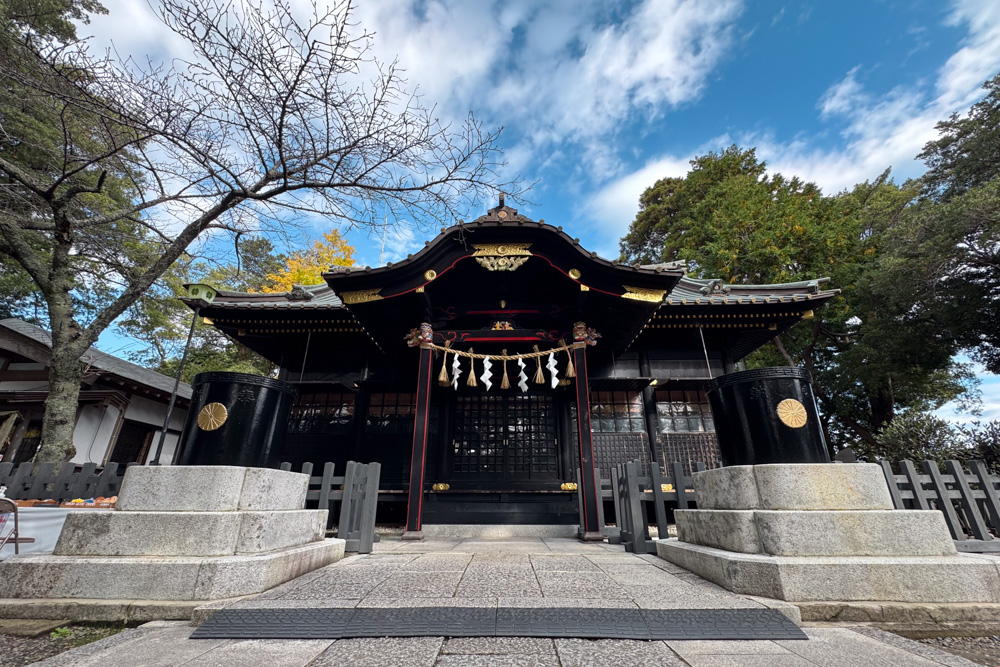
[31,537,986,666]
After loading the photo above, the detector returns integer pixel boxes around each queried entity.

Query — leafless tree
[0,0,512,463]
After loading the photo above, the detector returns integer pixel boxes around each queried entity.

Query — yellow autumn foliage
[262,231,355,292]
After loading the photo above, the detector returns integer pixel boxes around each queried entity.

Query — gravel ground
[0,625,124,667]
[920,635,1000,666]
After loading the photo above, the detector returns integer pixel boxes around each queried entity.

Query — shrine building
[186,199,837,534]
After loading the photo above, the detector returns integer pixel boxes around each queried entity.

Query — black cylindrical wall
[175,372,298,468]
[707,367,829,466]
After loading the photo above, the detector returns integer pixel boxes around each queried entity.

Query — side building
[187,201,837,526]
[0,319,190,466]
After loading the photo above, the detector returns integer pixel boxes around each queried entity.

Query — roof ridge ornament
[287,286,315,301]
[699,279,732,296]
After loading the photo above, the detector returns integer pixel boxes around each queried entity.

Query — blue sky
[83,0,1000,420]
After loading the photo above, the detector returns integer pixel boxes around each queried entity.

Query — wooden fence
[0,462,128,501]
[279,460,381,554]
[879,459,1000,553]
[578,460,704,554]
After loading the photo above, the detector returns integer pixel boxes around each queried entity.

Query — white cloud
[583,154,694,257]
[354,0,744,174]
[818,65,866,119]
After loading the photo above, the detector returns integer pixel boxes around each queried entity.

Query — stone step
[675,509,957,557]
[694,463,894,511]
[657,539,1000,603]
[0,539,345,601]
[53,510,327,557]
[117,466,308,512]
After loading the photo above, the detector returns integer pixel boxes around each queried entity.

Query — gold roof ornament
[197,403,228,431]
[472,243,532,271]
[341,288,383,304]
[621,286,667,303]
[776,399,808,428]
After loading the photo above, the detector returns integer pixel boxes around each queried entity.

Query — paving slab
[681,655,816,666]
[403,554,474,571]
[529,555,602,572]
[441,637,556,655]
[367,572,464,598]
[310,637,443,667]
[665,638,792,656]
[498,597,639,609]
[776,627,964,666]
[28,626,161,666]
[435,655,561,666]
[534,571,631,599]
[71,625,227,667]
[553,638,688,667]
[357,597,498,608]
[183,638,334,666]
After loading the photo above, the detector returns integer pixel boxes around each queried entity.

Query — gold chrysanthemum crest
[776,398,807,428]
[197,402,228,431]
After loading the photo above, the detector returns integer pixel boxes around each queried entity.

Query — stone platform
[657,463,1000,603]
[29,538,984,667]
[0,466,345,619]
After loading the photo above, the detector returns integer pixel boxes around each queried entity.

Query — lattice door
[450,394,559,483]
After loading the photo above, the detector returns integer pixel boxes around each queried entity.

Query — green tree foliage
[118,237,286,383]
[919,74,1000,202]
[620,147,972,451]
[856,411,962,465]
[878,74,1000,376]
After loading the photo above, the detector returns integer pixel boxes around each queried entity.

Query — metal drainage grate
[192,607,806,641]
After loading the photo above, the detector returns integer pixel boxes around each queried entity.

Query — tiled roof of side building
[662,276,839,306]
[0,318,192,399]
[184,283,344,310]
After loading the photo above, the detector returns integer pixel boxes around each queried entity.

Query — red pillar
[403,345,433,539]
[573,343,603,541]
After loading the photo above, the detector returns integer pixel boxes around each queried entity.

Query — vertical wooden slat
[922,460,967,540]
[970,460,1000,536]
[624,460,649,554]
[359,462,381,554]
[670,462,689,510]
[879,461,906,509]
[9,463,33,499]
[946,460,991,541]
[319,462,335,522]
[50,462,77,501]
[0,463,13,489]
[26,462,55,499]
[94,463,120,498]
[300,462,314,477]
[649,464,669,538]
[338,461,358,545]
[279,462,291,472]
[68,463,97,499]
[900,460,931,510]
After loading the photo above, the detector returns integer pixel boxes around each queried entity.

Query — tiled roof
[663,276,837,307]
[187,283,344,310]
[0,319,192,399]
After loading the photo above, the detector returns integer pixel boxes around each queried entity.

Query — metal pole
[698,326,713,378]
[150,306,199,465]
